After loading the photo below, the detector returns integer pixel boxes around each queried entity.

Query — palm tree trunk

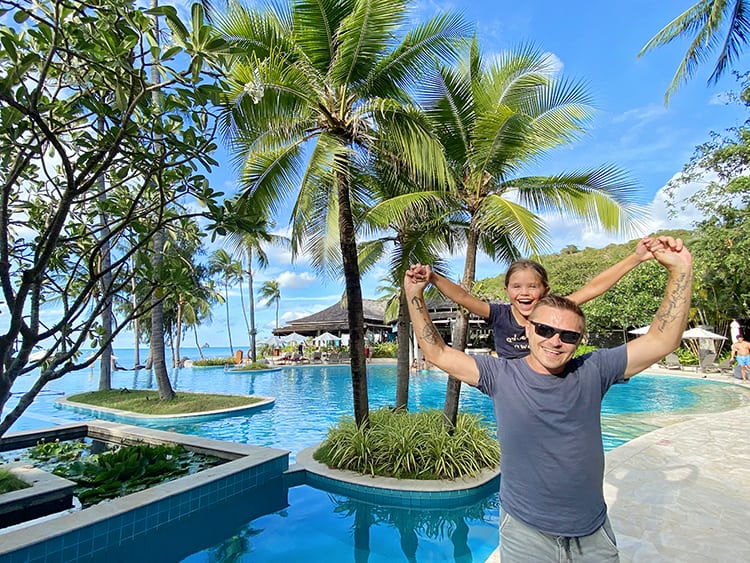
[247,247,257,362]
[193,326,205,359]
[238,269,251,348]
[443,227,479,427]
[131,256,140,367]
[97,137,113,391]
[337,171,369,427]
[224,283,234,354]
[151,228,175,399]
[395,291,411,410]
[175,300,183,368]
[149,0,174,400]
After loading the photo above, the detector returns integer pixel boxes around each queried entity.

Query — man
[731,335,750,383]
[404,237,692,562]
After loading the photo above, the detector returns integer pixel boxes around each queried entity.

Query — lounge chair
[327,352,339,363]
[290,352,310,364]
[713,357,733,375]
[662,352,682,370]
[311,351,322,363]
[699,352,717,373]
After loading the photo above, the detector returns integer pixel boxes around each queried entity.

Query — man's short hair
[530,294,586,329]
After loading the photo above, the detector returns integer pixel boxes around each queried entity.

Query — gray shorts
[499,508,619,562]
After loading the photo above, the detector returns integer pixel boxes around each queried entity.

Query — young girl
[410,238,656,359]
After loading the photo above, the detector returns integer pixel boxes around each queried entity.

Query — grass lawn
[67,390,262,415]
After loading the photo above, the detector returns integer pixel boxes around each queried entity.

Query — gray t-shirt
[474,346,627,537]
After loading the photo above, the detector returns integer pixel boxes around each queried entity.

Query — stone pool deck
[486,368,750,562]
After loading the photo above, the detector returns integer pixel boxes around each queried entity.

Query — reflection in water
[181,483,499,563]
[329,487,497,563]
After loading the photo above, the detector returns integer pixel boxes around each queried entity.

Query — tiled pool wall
[0,422,290,563]
[0,423,499,562]
[303,469,500,509]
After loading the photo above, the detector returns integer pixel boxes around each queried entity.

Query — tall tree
[259,280,281,330]
[362,179,460,410]
[225,205,289,362]
[639,0,750,103]
[423,40,643,427]
[208,249,243,355]
[214,0,470,425]
[665,75,750,329]
[0,0,229,434]
[148,0,176,400]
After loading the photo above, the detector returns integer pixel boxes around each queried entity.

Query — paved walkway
[487,370,750,562]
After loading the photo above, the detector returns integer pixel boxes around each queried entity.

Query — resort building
[272,297,492,348]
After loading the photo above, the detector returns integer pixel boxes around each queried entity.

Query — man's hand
[635,237,655,262]
[646,236,692,271]
[404,266,430,297]
[407,263,432,284]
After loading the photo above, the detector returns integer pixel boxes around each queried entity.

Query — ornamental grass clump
[0,468,31,494]
[314,408,500,480]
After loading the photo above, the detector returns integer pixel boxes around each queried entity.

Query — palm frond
[365,11,472,98]
[507,168,648,236]
[331,0,408,88]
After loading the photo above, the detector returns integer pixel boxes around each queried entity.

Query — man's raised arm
[624,237,693,378]
[404,270,480,386]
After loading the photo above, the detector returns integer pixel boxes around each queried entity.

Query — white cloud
[277,271,317,289]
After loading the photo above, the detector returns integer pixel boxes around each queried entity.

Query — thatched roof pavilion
[273,299,391,339]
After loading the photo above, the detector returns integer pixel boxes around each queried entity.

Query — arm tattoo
[654,271,691,332]
[410,295,425,313]
[421,324,440,344]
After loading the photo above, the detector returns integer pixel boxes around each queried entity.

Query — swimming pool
[6,357,749,562]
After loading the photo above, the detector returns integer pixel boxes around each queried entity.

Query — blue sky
[120,2,750,347]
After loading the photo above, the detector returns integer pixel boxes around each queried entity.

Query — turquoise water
[6,347,748,562]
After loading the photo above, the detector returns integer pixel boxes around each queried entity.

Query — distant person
[408,237,658,359]
[730,318,742,343]
[404,236,692,562]
[731,336,750,383]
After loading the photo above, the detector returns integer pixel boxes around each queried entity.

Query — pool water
[7,350,749,562]
[179,485,500,563]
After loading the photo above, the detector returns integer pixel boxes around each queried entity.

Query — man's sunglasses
[529,321,582,345]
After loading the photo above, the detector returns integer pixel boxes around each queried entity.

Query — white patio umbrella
[681,327,727,340]
[312,332,339,345]
[282,332,307,344]
[259,336,283,347]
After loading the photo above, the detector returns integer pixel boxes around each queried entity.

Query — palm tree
[225,208,289,362]
[215,0,470,426]
[148,0,175,401]
[259,280,281,330]
[362,176,461,410]
[639,0,750,103]
[208,249,243,355]
[423,40,643,427]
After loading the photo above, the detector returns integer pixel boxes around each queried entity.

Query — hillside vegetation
[476,230,693,346]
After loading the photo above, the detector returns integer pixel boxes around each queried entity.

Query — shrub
[675,347,698,366]
[574,344,597,358]
[372,341,397,358]
[192,357,234,367]
[231,362,275,371]
[313,408,499,480]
